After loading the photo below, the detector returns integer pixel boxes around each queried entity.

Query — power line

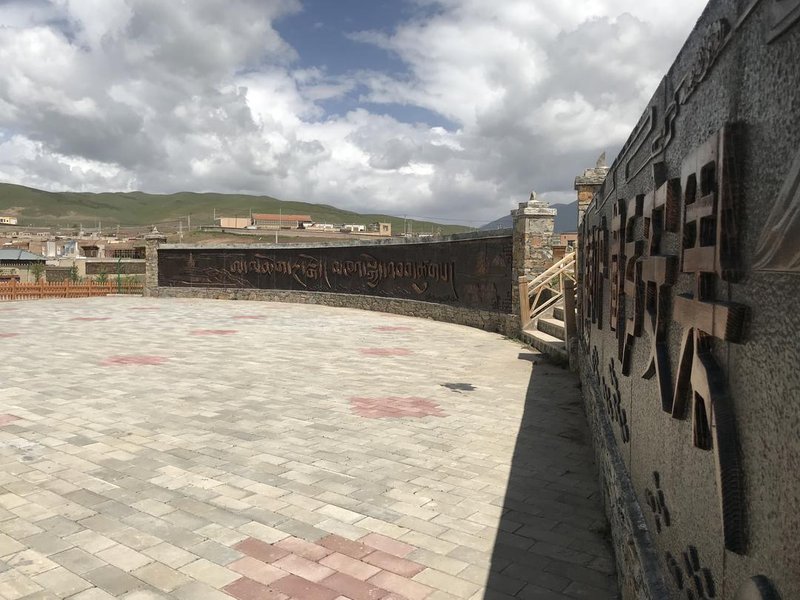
[400,215,490,224]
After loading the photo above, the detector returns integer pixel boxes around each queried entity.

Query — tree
[68,264,80,283]
[95,268,108,284]
[30,262,45,283]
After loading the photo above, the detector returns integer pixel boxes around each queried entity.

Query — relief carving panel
[158,237,513,313]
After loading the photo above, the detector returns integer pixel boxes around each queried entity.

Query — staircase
[518,253,577,364]
[521,305,569,362]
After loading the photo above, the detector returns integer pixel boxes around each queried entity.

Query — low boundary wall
[154,286,518,336]
[147,230,522,336]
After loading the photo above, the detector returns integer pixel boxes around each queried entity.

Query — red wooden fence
[0,280,143,301]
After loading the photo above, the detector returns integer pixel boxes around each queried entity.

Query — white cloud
[0,0,705,224]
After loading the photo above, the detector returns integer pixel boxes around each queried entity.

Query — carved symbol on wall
[640,170,680,410]
[767,0,800,42]
[665,546,717,599]
[610,199,626,337]
[585,218,608,333]
[734,576,782,600]
[644,471,671,533]
[624,105,657,182]
[411,282,428,294]
[651,20,731,158]
[591,346,600,379]
[671,125,749,555]
[620,195,644,374]
[752,144,800,272]
[602,359,629,443]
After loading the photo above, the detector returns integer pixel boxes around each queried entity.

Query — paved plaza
[0,297,617,599]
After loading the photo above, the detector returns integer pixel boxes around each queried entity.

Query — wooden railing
[518,252,576,330]
[0,280,143,301]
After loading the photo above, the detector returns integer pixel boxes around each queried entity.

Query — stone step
[521,328,568,362]
[538,317,566,341]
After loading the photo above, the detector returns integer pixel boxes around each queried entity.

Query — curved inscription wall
[157,235,513,314]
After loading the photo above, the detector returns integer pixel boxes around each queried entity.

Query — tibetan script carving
[583,127,750,555]
[603,359,630,444]
[671,125,748,554]
[610,200,626,336]
[620,195,644,374]
[640,169,681,411]
[651,20,731,157]
[583,217,608,337]
[158,237,513,313]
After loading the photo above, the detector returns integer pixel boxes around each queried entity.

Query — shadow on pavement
[483,351,620,600]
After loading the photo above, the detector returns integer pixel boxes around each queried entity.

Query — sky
[0,0,706,225]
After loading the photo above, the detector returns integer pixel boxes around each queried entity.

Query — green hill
[0,183,473,235]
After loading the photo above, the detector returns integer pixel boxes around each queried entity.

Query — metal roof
[252,214,313,221]
[0,249,47,261]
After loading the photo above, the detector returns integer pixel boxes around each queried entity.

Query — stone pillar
[574,154,610,347]
[511,192,557,316]
[144,227,167,297]
[574,152,609,225]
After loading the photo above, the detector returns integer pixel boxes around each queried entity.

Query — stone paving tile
[223,576,288,600]
[0,297,617,599]
[319,552,381,581]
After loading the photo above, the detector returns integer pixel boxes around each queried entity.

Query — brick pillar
[144,227,167,297]
[511,192,557,316]
[574,152,609,226]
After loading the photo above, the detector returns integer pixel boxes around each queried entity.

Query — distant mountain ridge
[480,200,578,233]
[0,182,472,235]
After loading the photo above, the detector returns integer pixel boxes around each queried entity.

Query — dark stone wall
[86,261,145,275]
[577,1,800,599]
[158,235,513,314]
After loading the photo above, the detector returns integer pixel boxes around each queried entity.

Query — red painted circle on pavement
[350,397,445,418]
[0,414,20,426]
[359,348,412,356]
[101,355,168,366]
[0,333,20,338]
[191,329,239,336]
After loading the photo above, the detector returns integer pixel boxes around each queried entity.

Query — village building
[0,248,46,282]
[252,214,313,229]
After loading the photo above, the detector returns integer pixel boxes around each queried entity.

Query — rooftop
[0,248,46,261]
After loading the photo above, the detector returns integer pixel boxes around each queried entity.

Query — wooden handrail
[519,251,577,330]
[526,252,576,293]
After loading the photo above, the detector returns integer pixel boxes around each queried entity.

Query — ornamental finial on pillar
[596,152,607,168]
[513,190,557,217]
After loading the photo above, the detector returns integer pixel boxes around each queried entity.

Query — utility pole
[179,220,183,242]
[187,214,191,230]
[275,208,280,244]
